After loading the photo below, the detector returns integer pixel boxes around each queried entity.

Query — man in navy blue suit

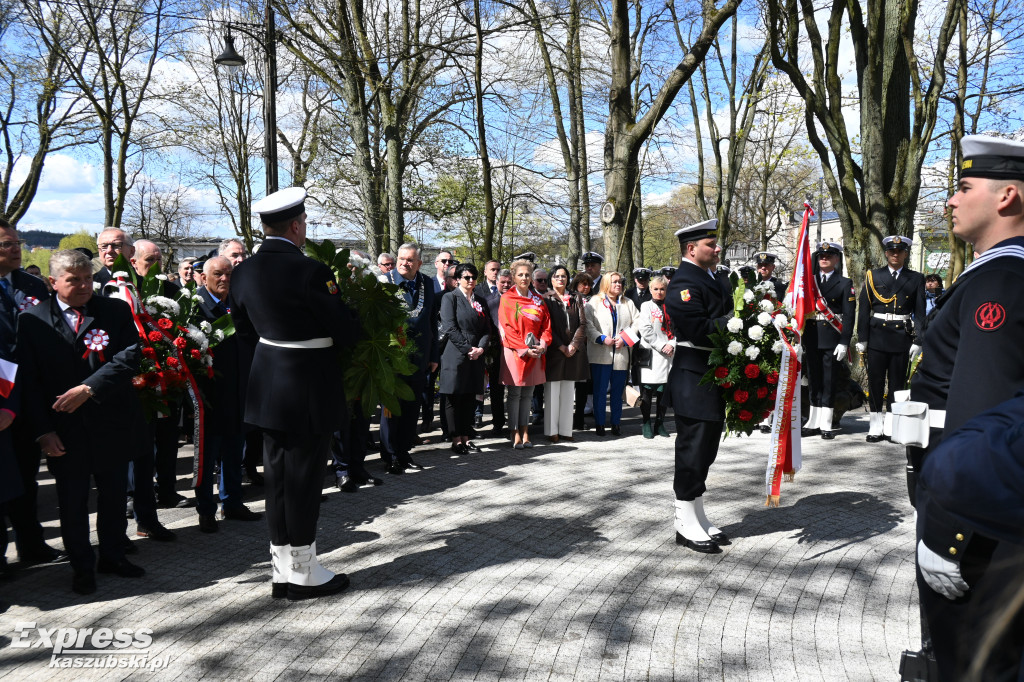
[19,250,145,595]
[382,244,438,473]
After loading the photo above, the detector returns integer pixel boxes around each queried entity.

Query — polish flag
[785,203,820,335]
[0,358,17,398]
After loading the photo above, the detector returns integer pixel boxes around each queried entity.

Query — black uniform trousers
[673,416,724,501]
[330,406,369,480]
[866,347,908,412]
[805,346,840,408]
[262,429,331,547]
[47,453,129,573]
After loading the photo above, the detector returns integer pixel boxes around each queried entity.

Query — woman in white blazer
[636,275,675,438]
[585,271,639,436]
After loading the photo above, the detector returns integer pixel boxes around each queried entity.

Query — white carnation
[192,295,204,304]
[185,324,209,352]
[93,282,101,291]
[772,314,787,329]
[745,345,760,360]
[145,305,158,315]
[759,299,775,313]
[155,274,168,281]
[757,312,773,326]
[747,325,764,341]
[727,341,743,355]
[743,290,755,302]
[146,295,180,316]
[199,321,213,334]
[726,317,744,333]
[772,340,784,354]
[212,330,225,343]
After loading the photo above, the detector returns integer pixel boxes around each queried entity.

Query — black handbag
[633,343,653,369]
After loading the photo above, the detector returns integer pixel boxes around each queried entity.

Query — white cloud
[35,155,100,194]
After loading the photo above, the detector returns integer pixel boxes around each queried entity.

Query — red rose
[766,371,779,385]
[142,346,156,359]
[738,410,753,421]
[157,318,174,330]
[147,331,163,344]
[144,372,160,386]
[744,364,760,379]
[166,357,179,368]
[722,382,732,389]
[756,387,768,399]
[734,390,749,404]
[173,337,188,349]
[714,366,729,379]
[191,349,201,360]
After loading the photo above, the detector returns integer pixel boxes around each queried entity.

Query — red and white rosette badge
[18,296,40,312]
[472,300,484,316]
[82,328,110,362]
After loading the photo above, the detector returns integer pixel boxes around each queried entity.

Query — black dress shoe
[72,571,97,595]
[157,493,194,509]
[464,441,481,452]
[451,443,468,455]
[338,475,360,493]
[272,583,288,599]
[364,476,383,486]
[198,514,218,533]
[137,522,176,542]
[18,544,66,564]
[595,425,606,436]
[866,434,884,443]
[709,532,731,546]
[801,427,820,437]
[675,532,723,554]
[610,425,621,436]
[821,431,836,440]
[221,504,262,521]
[97,557,145,578]
[287,573,350,601]
[401,457,424,471]
[759,425,772,434]
[385,463,404,475]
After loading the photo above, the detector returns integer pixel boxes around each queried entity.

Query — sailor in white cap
[855,235,925,442]
[229,186,363,600]
[664,219,731,554]
[801,241,855,440]
[580,251,604,291]
[903,134,1024,680]
[753,251,787,300]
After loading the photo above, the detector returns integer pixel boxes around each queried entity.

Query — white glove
[917,540,968,600]
[801,374,808,387]
[833,344,847,360]
[855,342,866,354]
[909,344,922,363]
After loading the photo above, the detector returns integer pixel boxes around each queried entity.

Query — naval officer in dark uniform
[801,241,856,440]
[855,235,925,442]
[665,219,732,554]
[229,187,361,601]
[753,251,787,300]
[903,134,1024,680]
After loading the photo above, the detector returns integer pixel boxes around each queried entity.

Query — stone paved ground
[0,408,919,680]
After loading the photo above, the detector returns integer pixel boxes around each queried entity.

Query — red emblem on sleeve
[975,302,1005,331]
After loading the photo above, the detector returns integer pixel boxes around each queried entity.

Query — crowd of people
[0,133,1022,680]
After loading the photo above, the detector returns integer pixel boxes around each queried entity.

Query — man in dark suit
[193,257,260,533]
[19,249,145,594]
[666,220,732,555]
[855,235,926,442]
[230,186,361,601]
[0,219,61,565]
[419,250,454,433]
[802,241,856,440]
[475,259,501,299]
[93,228,133,289]
[485,269,512,435]
[382,244,438,472]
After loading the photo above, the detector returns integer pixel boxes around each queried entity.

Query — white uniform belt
[873,312,910,322]
[929,409,946,429]
[676,340,713,351]
[259,337,333,349]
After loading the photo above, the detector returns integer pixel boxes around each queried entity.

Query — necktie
[821,274,826,285]
[71,307,85,333]
[893,270,899,281]
[490,284,496,295]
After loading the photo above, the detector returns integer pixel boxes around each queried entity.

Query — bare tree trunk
[472,0,496,261]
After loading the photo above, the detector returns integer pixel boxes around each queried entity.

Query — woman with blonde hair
[499,259,552,449]
[585,271,639,436]
[636,275,675,438]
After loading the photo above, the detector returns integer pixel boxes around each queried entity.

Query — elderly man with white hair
[94,228,134,288]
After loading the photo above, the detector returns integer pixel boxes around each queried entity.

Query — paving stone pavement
[0,409,920,680]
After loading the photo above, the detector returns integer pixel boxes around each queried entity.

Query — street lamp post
[214,5,279,195]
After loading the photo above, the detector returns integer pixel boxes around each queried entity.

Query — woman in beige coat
[584,271,639,436]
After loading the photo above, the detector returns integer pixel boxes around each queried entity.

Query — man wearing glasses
[422,251,455,434]
[0,218,62,568]
[94,228,134,288]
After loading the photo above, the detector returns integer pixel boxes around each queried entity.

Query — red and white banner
[766,327,801,505]
[0,358,16,398]
[784,204,819,334]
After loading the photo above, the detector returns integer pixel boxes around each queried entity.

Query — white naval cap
[882,235,913,250]
[674,218,718,243]
[961,135,1024,180]
[252,186,307,223]
[814,241,844,255]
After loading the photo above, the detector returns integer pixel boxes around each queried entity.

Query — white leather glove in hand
[909,344,922,363]
[833,344,847,360]
[918,540,968,600]
[855,342,866,354]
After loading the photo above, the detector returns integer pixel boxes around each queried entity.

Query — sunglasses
[461,275,477,281]
[438,258,453,264]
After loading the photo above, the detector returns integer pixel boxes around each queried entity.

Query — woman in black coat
[543,264,589,442]
[439,262,491,454]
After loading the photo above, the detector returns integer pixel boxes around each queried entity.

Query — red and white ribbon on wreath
[82,329,110,362]
[18,296,40,311]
